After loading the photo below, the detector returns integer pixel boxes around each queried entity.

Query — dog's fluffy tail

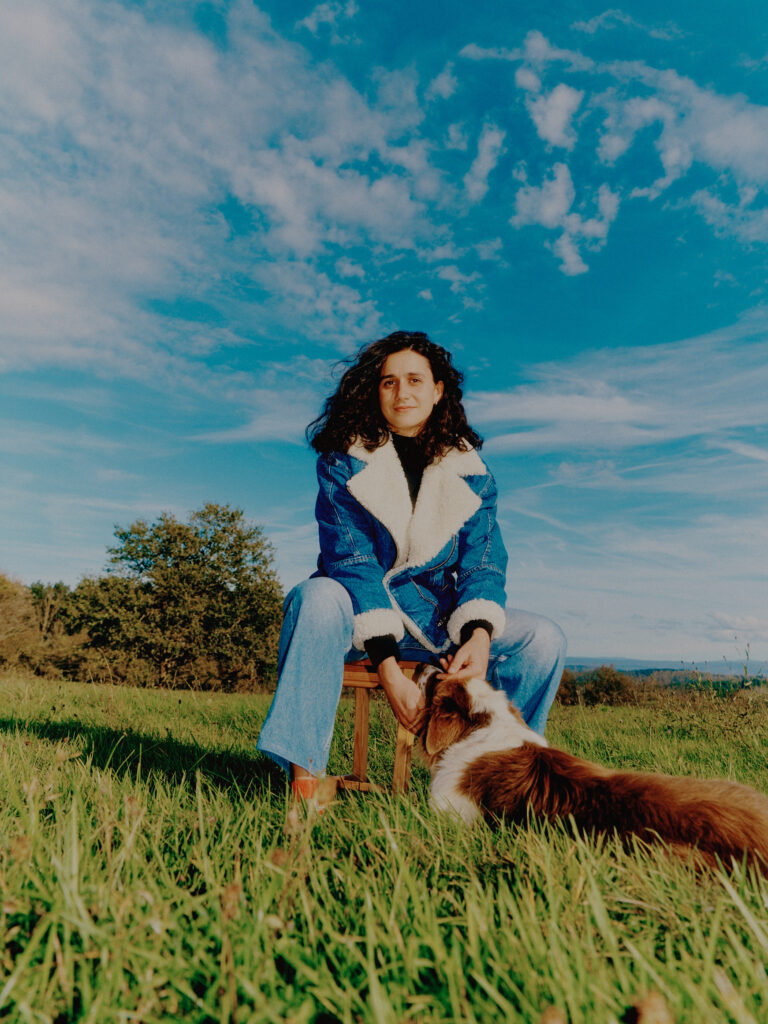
[464,745,768,869]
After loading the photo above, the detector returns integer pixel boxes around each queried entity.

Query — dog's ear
[424,681,472,757]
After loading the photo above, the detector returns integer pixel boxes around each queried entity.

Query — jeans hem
[256,740,326,779]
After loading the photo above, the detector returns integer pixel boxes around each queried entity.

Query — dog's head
[413,662,491,763]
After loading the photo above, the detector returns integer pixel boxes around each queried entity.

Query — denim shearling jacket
[313,436,508,655]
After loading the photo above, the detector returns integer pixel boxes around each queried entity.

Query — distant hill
[567,656,766,678]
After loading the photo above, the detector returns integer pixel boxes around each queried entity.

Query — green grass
[2,672,768,1023]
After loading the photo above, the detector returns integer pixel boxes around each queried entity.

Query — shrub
[556,665,639,706]
[582,665,635,706]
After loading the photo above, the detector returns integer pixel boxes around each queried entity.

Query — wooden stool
[334,660,419,794]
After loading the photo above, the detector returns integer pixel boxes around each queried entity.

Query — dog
[414,663,768,871]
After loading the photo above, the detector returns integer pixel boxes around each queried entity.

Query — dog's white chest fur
[429,677,547,824]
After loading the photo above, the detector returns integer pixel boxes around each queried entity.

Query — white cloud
[463,124,506,202]
[598,64,768,201]
[254,261,383,347]
[512,162,575,229]
[549,234,588,276]
[373,66,424,128]
[435,265,484,309]
[445,123,469,150]
[475,238,503,261]
[296,1,358,43]
[575,183,621,239]
[417,242,464,262]
[510,164,619,274]
[461,32,594,71]
[521,30,595,72]
[335,257,366,278]
[515,67,541,93]
[527,83,584,149]
[437,265,481,292]
[0,0,450,382]
[426,62,458,101]
[459,43,521,63]
[740,52,768,73]
[691,188,768,244]
[465,28,768,251]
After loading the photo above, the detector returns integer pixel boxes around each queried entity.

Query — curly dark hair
[307,331,483,461]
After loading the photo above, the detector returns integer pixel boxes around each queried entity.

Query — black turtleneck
[362,435,493,669]
[391,432,428,507]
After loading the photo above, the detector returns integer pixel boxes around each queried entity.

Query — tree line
[0,504,284,691]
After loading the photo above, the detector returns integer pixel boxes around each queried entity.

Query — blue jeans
[256,577,567,776]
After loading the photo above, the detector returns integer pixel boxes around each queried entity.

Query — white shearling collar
[346,436,486,570]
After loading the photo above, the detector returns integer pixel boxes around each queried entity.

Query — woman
[257,331,566,797]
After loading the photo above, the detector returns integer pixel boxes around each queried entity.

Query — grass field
[2,671,768,1023]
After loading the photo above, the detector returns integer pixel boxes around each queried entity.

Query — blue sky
[1,0,767,664]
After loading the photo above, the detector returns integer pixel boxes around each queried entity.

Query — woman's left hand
[439,628,491,681]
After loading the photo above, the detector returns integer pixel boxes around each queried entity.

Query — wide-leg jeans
[256,577,567,776]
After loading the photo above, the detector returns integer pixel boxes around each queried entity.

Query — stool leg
[352,686,370,782]
[392,725,415,794]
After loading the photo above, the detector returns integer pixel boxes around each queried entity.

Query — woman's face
[378,349,444,437]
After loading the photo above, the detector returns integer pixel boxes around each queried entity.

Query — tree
[0,573,38,668]
[29,581,71,642]
[71,504,283,689]
[22,581,87,679]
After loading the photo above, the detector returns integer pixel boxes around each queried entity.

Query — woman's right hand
[376,657,425,733]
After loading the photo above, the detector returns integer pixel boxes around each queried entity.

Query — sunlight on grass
[2,671,768,1022]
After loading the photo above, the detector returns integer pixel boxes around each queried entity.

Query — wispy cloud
[468,312,768,658]
[713,441,768,464]
[708,612,768,647]
[477,312,768,452]
[572,9,682,42]
[497,489,768,660]
[194,389,320,445]
[463,123,506,202]
[296,1,359,44]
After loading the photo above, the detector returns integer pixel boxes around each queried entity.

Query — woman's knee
[530,615,567,665]
[498,609,567,666]
[284,577,354,628]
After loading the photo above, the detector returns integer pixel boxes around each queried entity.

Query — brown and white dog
[415,664,768,870]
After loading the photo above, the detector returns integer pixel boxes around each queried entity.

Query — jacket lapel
[347,438,486,569]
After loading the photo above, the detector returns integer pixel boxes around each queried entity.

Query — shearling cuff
[447,599,505,646]
[352,608,406,651]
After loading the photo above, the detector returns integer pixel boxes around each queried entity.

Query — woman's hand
[376,657,425,732]
[439,628,491,682]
